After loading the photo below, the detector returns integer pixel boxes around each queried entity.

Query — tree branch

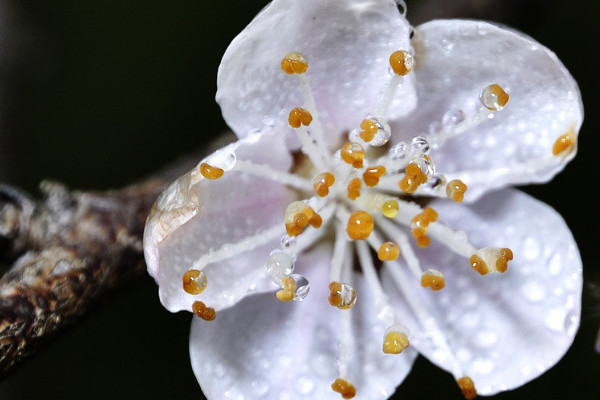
[0,148,210,376]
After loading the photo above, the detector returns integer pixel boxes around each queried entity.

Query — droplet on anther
[382,324,410,354]
[328,282,357,309]
[481,83,509,111]
[284,201,322,236]
[389,50,414,76]
[457,376,477,400]
[281,52,308,74]
[331,378,356,399]
[340,142,365,168]
[182,269,207,295]
[200,163,224,180]
[192,301,216,321]
[346,210,374,240]
[421,269,446,290]
[313,172,335,197]
[378,241,400,261]
[267,251,295,284]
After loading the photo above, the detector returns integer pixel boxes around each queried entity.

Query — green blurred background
[0,0,598,399]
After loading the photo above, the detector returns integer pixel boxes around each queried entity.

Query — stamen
[377,241,400,261]
[389,50,414,76]
[355,241,394,326]
[328,281,358,309]
[191,301,216,321]
[276,275,297,302]
[382,324,410,354]
[446,179,467,202]
[552,129,577,157]
[281,52,308,74]
[284,201,322,236]
[199,163,224,180]
[347,178,361,200]
[331,378,356,399]
[357,117,392,147]
[469,247,513,275]
[420,269,446,291]
[363,166,386,187]
[341,142,365,168]
[359,118,378,142]
[313,172,335,197]
[410,207,438,248]
[399,162,428,193]
[480,83,509,111]
[346,210,374,240]
[234,159,313,192]
[457,376,477,400]
[288,107,313,128]
[182,269,207,295]
[330,221,351,283]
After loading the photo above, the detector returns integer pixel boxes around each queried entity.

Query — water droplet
[367,116,391,147]
[280,234,296,249]
[267,251,295,284]
[295,375,315,394]
[389,142,408,160]
[289,274,310,301]
[521,280,546,302]
[441,109,465,127]
[410,136,430,153]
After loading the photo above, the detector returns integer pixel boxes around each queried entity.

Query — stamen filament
[337,301,354,379]
[329,219,351,283]
[297,73,329,151]
[374,216,424,279]
[233,159,313,192]
[372,74,404,118]
[292,124,330,171]
[387,260,464,379]
[191,222,284,271]
[355,240,395,326]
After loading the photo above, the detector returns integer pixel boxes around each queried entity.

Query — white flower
[143,0,583,399]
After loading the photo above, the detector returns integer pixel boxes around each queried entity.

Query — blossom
[143,0,583,398]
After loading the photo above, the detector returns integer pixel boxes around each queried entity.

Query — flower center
[177,45,570,398]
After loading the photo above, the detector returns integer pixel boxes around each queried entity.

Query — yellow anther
[331,378,356,399]
[182,269,207,295]
[457,376,477,400]
[469,254,489,275]
[200,163,224,180]
[446,179,468,202]
[389,50,414,76]
[421,269,446,291]
[313,172,335,197]
[552,129,577,157]
[481,83,509,111]
[359,119,378,142]
[470,247,513,275]
[378,241,400,261]
[340,142,365,168]
[347,177,362,200]
[383,331,410,354]
[328,281,357,309]
[288,107,313,128]
[382,199,399,218]
[191,301,216,321]
[276,276,297,302]
[399,162,427,193]
[496,247,514,273]
[363,166,386,187]
[346,210,374,240]
[410,207,437,247]
[281,52,308,74]
[284,201,322,236]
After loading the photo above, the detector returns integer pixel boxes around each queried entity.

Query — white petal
[394,20,583,199]
[144,131,296,312]
[217,0,416,146]
[190,244,417,400]
[383,189,581,395]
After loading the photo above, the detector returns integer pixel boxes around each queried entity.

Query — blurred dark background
[0,0,598,399]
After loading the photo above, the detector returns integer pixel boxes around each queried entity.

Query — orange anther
[346,210,374,240]
[363,166,386,187]
[192,301,216,321]
[447,179,468,202]
[470,254,489,275]
[457,377,477,400]
[200,163,224,180]
[340,142,365,169]
[331,378,356,399]
[182,269,207,295]
[288,107,313,128]
[281,52,308,74]
[359,119,378,142]
[347,178,362,200]
[389,50,414,76]
[313,172,335,197]
[552,129,576,156]
[378,242,400,261]
[421,270,445,290]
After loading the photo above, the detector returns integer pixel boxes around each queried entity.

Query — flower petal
[217,0,416,145]
[394,20,583,200]
[382,189,581,395]
[190,244,417,400]
[144,131,296,312]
